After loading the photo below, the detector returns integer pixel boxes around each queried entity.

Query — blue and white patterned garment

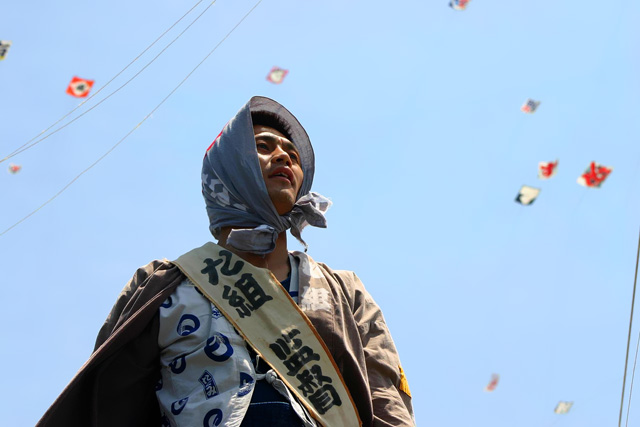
[156,255,301,427]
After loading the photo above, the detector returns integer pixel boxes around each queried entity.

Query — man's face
[253,124,304,215]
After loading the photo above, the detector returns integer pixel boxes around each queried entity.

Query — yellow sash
[173,242,361,427]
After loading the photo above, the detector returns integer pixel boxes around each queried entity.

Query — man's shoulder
[111,258,185,321]
[122,259,180,293]
[94,259,185,350]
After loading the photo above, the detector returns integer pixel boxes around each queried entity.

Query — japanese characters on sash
[172,242,362,427]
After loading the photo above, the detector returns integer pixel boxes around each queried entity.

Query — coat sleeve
[343,271,415,427]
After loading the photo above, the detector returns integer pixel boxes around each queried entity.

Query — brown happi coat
[37,251,414,427]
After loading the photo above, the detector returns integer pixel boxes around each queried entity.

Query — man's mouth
[269,168,293,184]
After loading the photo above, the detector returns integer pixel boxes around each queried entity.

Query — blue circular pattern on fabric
[238,372,254,397]
[204,333,234,362]
[171,397,189,415]
[177,314,200,336]
[203,408,223,427]
[161,296,173,308]
[169,354,187,374]
[155,377,163,391]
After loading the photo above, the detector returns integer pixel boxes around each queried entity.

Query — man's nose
[273,145,292,166]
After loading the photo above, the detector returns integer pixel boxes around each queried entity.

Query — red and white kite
[538,160,558,179]
[554,401,573,414]
[266,67,288,84]
[66,76,94,98]
[515,185,540,206]
[484,374,499,392]
[0,40,11,60]
[577,161,612,188]
[449,0,470,10]
[521,98,540,114]
[8,163,21,174]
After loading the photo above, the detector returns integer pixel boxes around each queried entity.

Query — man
[38,96,414,426]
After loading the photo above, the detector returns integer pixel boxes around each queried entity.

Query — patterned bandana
[202,96,331,255]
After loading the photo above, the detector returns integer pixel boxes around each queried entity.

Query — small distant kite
[66,76,95,98]
[8,163,21,174]
[538,160,558,179]
[266,67,288,84]
[521,99,541,114]
[554,401,573,414]
[515,185,540,206]
[577,161,613,188]
[449,0,470,10]
[484,374,499,392]
[0,40,11,60]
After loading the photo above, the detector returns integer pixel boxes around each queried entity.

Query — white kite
[554,401,573,414]
[515,185,540,206]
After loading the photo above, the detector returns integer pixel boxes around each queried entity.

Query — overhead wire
[0,0,264,238]
[619,227,640,427]
[1,0,203,162]
[0,0,215,164]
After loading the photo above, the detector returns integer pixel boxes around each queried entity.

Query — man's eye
[257,142,269,150]
[289,152,299,162]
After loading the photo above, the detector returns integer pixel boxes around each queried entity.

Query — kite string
[619,227,640,427]
[1,0,204,162]
[0,0,218,164]
[0,0,264,237]
[625,327,640,426]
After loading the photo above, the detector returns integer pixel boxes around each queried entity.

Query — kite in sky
[0,40,11,60]
[66,76,95,98]
[577,161,613,188]
[521,99,541,114]
[449,0,470,10]
[8,163,21,174]
[515,185,540,206]
[266,67,288,84]
[538,160,558,179]
[484,374,499,392]
[554,401,573,414]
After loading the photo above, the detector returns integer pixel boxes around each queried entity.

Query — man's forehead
[253,124,291,141]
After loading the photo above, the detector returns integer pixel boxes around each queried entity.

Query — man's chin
[270,193,297,215]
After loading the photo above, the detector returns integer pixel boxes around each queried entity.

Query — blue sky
[2,0,640,425]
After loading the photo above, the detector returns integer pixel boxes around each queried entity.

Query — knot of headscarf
[202,96,330,256]
[226,192,332,254]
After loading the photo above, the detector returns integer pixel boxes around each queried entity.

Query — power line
[0,0,264,238]
[0,0,211,164]
[619,228,640,426]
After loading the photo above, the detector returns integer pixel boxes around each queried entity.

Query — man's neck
[216,228,291,282]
